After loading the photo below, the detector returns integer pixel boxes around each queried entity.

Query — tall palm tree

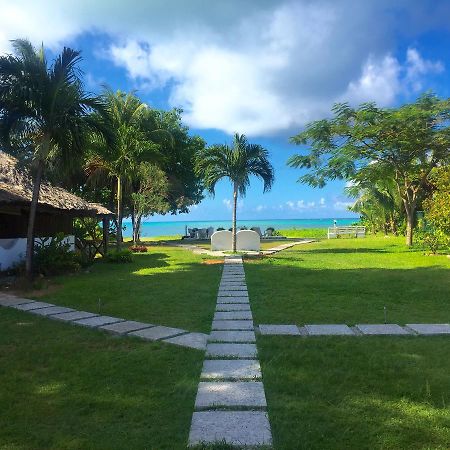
[0,39,108,279]
[86,90,164,248]
[196,133,274,252]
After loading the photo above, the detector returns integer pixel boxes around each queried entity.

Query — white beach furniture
[328,226,365,239]
[211,230,261,251]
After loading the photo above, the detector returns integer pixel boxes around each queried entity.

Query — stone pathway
[258,323,450,336]
[260,239,315,255]
[189,256,272,447]
[0,293,208,350]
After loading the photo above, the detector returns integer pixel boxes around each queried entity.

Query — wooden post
[102,216,109,255]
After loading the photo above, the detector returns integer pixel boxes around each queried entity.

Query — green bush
[34,234,80,275]
[105,249,133,263]
[415,228,449,254]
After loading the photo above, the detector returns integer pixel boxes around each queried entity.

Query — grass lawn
[0,307,203,450]
[245,236,450,325]
[259,335,450,450]
[33,246,221,333]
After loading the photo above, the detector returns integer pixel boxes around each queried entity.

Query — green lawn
[245,236,450,324]
[36,246,221,333]
[0,307,202,450]
[259,335,450,450]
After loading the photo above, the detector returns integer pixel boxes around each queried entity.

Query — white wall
[0,235,75,271]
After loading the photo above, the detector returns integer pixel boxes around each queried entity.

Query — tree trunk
[405,204,414,246]
[231,183,238,253]
[390,213,397,235]
[116,176,123,250]
[134,214,142,243]
[25,160,45,280]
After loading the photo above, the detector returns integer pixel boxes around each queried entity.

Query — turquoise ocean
[122,217,357,238]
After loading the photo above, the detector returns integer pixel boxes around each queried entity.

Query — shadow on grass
[259,336,450,450]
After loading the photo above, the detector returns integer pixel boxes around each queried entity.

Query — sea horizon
[122,217,359,238]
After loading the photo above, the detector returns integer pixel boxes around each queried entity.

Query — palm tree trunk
[232,183,238,252]
[116,176,123,250]
[25,159,44,280]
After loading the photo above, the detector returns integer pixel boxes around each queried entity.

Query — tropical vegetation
[196,133,275,251]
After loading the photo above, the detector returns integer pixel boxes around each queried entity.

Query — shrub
[130,245,148,253]
[34,234,80,275]
[105,249,133,263]
[416,229,449,254]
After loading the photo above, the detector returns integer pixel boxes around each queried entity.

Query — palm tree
[196,133,274,252]
[0,39,108,279]
[86,90,163,248]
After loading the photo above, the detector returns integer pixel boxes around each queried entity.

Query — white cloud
[255,205,267,212]
[0,1,446,136]
[223,198,243,210]
[319,197,326,207]
[284,199,319,211]
[334,200,354,211]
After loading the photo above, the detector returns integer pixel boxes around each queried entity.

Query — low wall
[0,236,75,271]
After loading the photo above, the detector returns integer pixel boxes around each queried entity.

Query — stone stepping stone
[305,324,355,336]
[406,324,450,335]
[52,311,98,322]
[214,311,253,321]
[215,304,251,312]
[99,320,154,334]
[217,291,249,297]
[129,325,187,341]
[30,306,74,316]
[12,301,55,311]
[356,324,411,335]
[201,359,261,380]
[195,381,267,408]
[206,343,257,358]
[164,332,208,350]
[189,411,272,446]
[217,297,249,304]
[73,315,124,328]
[209,331,256,343]
[212,320,254,331]
[259,324,301,335]
[0,296,34,307]
[218,285,247,291]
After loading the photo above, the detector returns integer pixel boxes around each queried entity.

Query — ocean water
[122,218,358,238]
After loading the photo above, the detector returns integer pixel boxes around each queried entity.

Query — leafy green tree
[288,94,450,245]
[196,133,274,252]
[0,39,108,278]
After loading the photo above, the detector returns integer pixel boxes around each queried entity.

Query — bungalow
[0,152,113,270]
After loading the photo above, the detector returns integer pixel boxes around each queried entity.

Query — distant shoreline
[122,217,359,238]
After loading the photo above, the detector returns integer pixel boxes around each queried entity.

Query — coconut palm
[0,39,108,279]
[196,133,274,252]
[86,90,164,248]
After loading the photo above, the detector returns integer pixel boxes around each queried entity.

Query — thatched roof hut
[0,152,112,217]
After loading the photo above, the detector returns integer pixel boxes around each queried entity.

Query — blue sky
[2,0,450,221]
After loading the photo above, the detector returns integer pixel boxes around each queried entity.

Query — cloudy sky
[1,0,449,222]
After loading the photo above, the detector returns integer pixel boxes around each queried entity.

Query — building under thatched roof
[0,152,113,269]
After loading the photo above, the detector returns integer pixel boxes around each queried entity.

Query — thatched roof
[0,152,113,217]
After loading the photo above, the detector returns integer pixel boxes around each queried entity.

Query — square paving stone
[356,324,411,335]
[201,360,261,380]
[195,381,267,408]
[12,301,55,311]
[218,285,247,291]
[206,343,257,358]
[0,296,34,307]
[216,304,251,312]
[164,332,208,350]
[259,324,301,335]
[212,320,254,331]
[52,311,98,322]
[214,311,253,321]
[30,306,75,316]
[73,315,124,328]
[305,324,355,336]
[99,320,154,334]
[406,324,450,335]
[189,411,272,446]
[217,297,249,304]
[209,331,256,343]
[129,326,187,341]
